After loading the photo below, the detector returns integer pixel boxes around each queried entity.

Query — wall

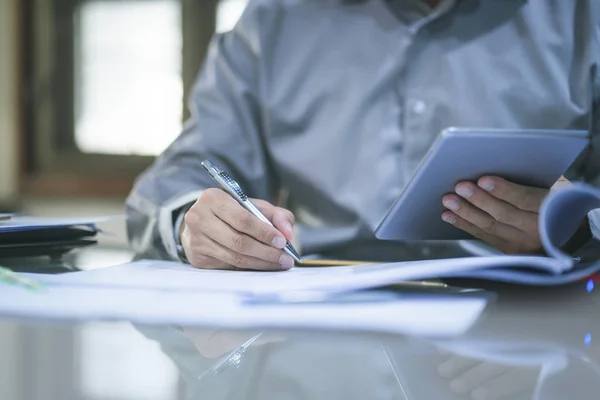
[0,4,20,397]
[0,0,19,205]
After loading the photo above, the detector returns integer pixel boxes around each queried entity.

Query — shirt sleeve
[125,2,279,261]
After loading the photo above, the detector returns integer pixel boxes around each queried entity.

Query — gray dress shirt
[126,0,600,262]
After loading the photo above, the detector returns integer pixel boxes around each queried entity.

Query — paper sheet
[26,255,565,295]
[0,284,487,336]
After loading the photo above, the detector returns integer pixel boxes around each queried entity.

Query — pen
[197,332,264,380]
[0,266,44,291]
[201,160,303,264]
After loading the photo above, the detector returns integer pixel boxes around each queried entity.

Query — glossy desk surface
[1,250,599,400]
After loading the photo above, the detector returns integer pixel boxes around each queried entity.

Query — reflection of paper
[0,215,122,232]
[429,338,600,400]
[0,285,487,336]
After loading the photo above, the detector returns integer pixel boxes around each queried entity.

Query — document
[0,284,487,336]
[24,251,599,298]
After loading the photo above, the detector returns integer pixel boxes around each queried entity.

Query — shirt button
[412,100,426,114]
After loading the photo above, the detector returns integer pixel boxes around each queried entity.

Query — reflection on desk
[0,251,599,400]
[135,321,600,400]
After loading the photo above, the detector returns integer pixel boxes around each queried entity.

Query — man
[126,0,600,270]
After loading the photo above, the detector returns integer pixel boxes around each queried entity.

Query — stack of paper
[0,282,488,336]
[0,258,493,336]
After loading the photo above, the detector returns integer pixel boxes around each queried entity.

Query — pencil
[296,259,377,267]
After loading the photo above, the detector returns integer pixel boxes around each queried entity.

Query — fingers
[200,212,293,267]
[442,195,525,239]
[476,176,547,213]
[181,189,297,271]
[208,192,288,248]
[438,356,480,379]
[452,182,539,234]
[189,232,285,271]
[467,367,538,400]
[439,356,538,400]
[442,180,543,253]
[271,209,295,242]
[442,210,512,252]
[252,198,295,242]
[446,362,509,396]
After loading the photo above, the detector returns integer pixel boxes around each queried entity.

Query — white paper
[26,255,566,295]
[0,284,487,336]
[539,183,600,260]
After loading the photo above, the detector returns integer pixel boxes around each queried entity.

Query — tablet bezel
[374,127,589,242]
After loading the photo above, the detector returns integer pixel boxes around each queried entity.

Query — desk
[1,248,599,400]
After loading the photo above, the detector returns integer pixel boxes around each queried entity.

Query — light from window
[216,0,249,33]
[75,1,183,156]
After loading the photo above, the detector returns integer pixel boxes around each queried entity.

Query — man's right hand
[180,188,296,271]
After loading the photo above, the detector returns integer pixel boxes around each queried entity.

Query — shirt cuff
[158,190,204,261]
[174,208,187,247]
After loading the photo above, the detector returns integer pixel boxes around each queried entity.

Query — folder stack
[0,215,114,259]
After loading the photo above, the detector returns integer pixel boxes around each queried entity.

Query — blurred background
[0,0,249,248]
[0,1,249,399]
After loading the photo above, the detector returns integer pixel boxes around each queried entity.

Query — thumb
[271,207,295,242]
[251,199,295,242]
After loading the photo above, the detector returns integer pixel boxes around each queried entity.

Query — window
[21,0,248,196]
[74,0,248,156]
[216,0,249,34]
[75,1,183,156]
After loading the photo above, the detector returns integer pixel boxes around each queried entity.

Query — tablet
[374,127,589,241]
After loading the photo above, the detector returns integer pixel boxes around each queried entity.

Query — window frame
[19,0,218,197]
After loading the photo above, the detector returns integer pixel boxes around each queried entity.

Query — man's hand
[438,352,539,400]
[180,188,296,270]
[441,176,571,254]
[183,328,285,359]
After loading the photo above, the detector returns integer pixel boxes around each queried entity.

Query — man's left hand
[441,176,571,254]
